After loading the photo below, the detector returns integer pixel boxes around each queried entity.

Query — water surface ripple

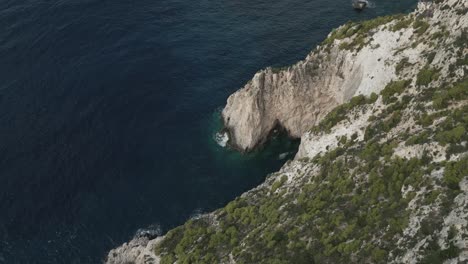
[0,0,417,262]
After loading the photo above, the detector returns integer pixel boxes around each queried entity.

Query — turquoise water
[0,0,418,262]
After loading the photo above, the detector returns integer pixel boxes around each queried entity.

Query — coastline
[106,0,468,263]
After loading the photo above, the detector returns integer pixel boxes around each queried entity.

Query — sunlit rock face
[222,0,467,152]
[107,1,468,263]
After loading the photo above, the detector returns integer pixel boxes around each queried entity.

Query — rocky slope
[107,0,468,263]
[222,0,466,152]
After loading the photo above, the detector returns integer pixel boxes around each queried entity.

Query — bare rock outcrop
[222,0,467,152]
[106,237,162,264]
[222,32,394,151]
[106,1,468,263]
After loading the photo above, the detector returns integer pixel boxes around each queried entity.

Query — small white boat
[353,0,368,10]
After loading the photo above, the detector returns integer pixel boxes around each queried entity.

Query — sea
[0,0,417,263]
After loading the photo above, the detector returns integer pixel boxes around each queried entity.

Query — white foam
[214,131,229,147]
[134,223,162,239]
[278,152,290,160]
[190,208,204,220]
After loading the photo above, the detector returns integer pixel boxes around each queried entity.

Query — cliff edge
[222,0,464,152]
[107,1,468,263]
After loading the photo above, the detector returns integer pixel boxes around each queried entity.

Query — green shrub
[406,131,430,146]
[392,18,414,32]
[359,14,404,33]
[395,58,411,75]
[433,78,468,109]
[371,248,387,263]
[426,52,437,64]
[322,22,354,45]
[413,19,430,35]
[444,156,468,189]
[455,54,468,66]
[381,80,411,104]
[418,113,435,127]
[436,125,466,145]
[417,66,440,86]
[431,30,450,41]
[383,111,402,132]
[325,15,403,51]
[271,175,288,193]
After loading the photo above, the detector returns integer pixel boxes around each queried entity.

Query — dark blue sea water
[0,0,417,263]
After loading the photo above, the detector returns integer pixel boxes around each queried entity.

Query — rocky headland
[107,0,468,263]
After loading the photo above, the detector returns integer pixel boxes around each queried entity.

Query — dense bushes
[381,80,411,104]
[406,131,430,146]
[154,130,450,264]
[324,15,403,51]
[413,19,430,35]
[444,156,468,189]
[435,125,466,145]
[271,175,288,193]
[392,17,414,32]
[417,66,440,86]
[154,103,466,264]
[326,15,402,43]
[152,13,468,263]
[433,105,468,145]
[432,78,468,109]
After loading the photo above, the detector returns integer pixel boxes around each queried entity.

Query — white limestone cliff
[222,0,467,152]
[106,1,468,263]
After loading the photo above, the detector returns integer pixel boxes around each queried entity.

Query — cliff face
[222,11,405,151]
[107,0,468,263]
[106,237,161,264]
[296,0,468,160]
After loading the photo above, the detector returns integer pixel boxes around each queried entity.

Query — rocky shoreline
[106,0,468,263]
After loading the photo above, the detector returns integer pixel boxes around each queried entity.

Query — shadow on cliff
[208,110,300,162]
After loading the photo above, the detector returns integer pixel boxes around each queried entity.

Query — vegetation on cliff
[155,68,467,262]
[107,1,468,263]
